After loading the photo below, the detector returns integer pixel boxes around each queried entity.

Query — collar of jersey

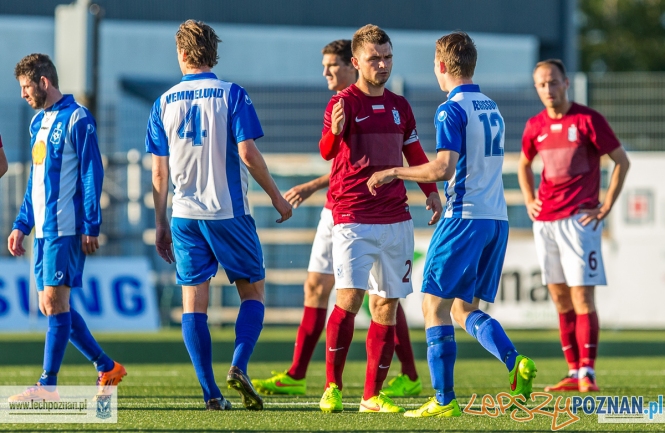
[45,94,75,112]
[448,84,481,99]
[181,72,218,82]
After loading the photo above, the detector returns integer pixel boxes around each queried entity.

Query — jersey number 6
[178,105,208,146]
[479,112,504,157]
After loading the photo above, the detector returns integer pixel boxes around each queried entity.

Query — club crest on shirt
[568,124,577,142]
[32,140,47,165]
[392,109,401,125]
[50,122,63,146]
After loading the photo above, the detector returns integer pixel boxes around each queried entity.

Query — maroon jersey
[323,85,420,225]
[522,103,621,221]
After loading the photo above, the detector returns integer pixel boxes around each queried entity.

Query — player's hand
[525,197,542,221]
[331,99,345,136]
[273,196,293,223]
[7,229,26,257]
[81,235,99,255]
[426,192,443,225]
[284,183,316,209]
[367,169,397,195]
[578,205,610,230]
[155,224,175,264]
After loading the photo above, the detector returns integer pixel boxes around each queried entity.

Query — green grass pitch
[1,329,664,432]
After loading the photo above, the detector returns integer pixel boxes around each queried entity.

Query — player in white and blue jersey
[7,54,126,402]
[367,32,536,418]
[146,20,292,411]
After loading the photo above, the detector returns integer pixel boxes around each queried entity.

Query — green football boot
[509,355,537,400]
[359,392,405,413]
[251,371,306,395]
[404,397,462,418]
[320,383,343,413]
[380,374,422,397]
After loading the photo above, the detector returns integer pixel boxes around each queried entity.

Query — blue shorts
[33,236,86,291]
[422,218,508,303]
[171,216,265,286]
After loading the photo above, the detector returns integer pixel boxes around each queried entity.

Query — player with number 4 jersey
[146,20,291,411]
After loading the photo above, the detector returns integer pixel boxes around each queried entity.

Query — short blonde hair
[175,20,220,68]
[435,32,477,79]
[351,24,391,57]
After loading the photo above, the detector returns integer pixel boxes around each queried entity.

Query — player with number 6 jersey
[519,59,630,393]
[146,20,291,411]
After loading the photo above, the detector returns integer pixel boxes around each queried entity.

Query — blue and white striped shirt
[13,94,104,238]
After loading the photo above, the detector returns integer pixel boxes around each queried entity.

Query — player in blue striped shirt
[7,54,126,402]
[146,20,292,411]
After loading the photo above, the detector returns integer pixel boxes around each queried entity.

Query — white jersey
[145,72,263,220]
[435,84,508,220]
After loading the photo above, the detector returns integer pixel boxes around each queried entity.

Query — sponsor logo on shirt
[245,94,253,105]
[392,108,401,125]
[355,115,370,122]
[55,271,64,280]
[438,110,448,122]
[87,123,96,135]
[32,140,47,165]
[537,133,548,142]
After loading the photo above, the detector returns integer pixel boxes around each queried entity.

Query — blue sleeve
[228,84,264,143]
[12,167,34,235]
[72,112,104,237]
[434,102,467,153]
[145,98,169,156]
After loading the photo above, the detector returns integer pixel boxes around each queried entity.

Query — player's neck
[43,89,64,110]
[182,66,213,76]
[546,100,573,119]
[445,77,474,93]
[355,79,384,97]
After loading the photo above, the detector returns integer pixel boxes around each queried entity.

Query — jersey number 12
[479,112,504,157]
[178,105,207,146]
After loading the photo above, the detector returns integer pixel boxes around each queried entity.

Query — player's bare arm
[7,229,26,257]
[578,146,630,229]
[367,150,458,194]
[425,192,443,226]
[0,146,7,178]
[517,152,542,221]
[239,139,293,223]
[284,173,330,208]
[151,154,175,264]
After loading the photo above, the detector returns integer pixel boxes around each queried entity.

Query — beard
[362,72,390,87]
[29,87,48,109]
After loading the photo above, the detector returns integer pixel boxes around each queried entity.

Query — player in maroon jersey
[318,25,442,413]
[0,135,7,178]
[253,40,423,398]
[518,59,630,393]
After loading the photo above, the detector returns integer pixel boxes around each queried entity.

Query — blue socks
[426,325,456,406]
[466,310,518,371]
[39,312,72,386]
[69,308,114,372]
[232,300,264,373]
[182,313,222,402]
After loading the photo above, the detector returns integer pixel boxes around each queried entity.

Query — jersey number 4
[479,112,504,157]
[178,105,208,146]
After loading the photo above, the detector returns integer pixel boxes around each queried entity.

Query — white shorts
[332,220,414,299]
[307,207,334,274]
[533,214,606,287]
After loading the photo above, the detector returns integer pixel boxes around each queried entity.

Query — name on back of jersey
[472,100,498,111]
[165,88,224,104]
